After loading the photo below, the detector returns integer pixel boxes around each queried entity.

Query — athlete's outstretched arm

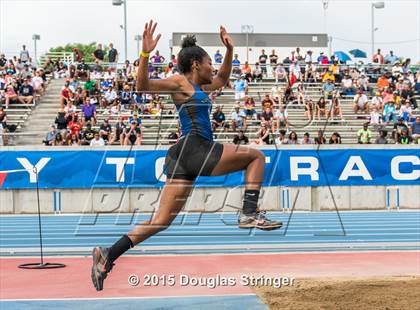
[137,20,181,94]
[203,26,234,92]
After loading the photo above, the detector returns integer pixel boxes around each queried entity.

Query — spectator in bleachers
[288,61,301,85]
[274,129,288,145]
[304,99,314,121]
[169,54,177,67]
[304,50,313,63]
[410,116,420,143]
[82,97,97,124]
[77,121,94,145]
[371,91,384,111]
[369,107,383,129]
[317,52,329,65]
[230,103,246,131]
[233,129,249,145]
[261,94,274,110]
[253,122,271,145]
[66,133,81,146]
[316,97,328,120]
[4,84,18,109]
[392,117,408,141]
[232,54,241,76]
[329,96,344,121]
[372,48,384,64]
[269,50,278,73]
[322,78,335,100]
[54,109,69,131]
[357,123,372,144]
[385,51,399,64]
[43,125,57,146]
[19,45,30,63]
[32,70,44,95]
[273,104,288,132]
[301,132,314,144]
[259,49,268,76]
[315,130,326,144]
[274,64,287,83]
[353,89,369,114]
[399,100,413,122]
[244,96,257,119]
[341,73,355,96]
[329,132,342,144]
[124,120,142,145]
[104,85,117,106]
[233,76,248,100]
[399,83,417,110]
[261,106,274,128]
[54,132,65,146]
[93,44,105,63]
[99,119,113,142]
[397,129,413,144]
[60,81,71,107]
[110,117,127,146]
[214,50,223,64]
[295,81,305,105]
[212,105,228,131]
[18,78,34,105]
[68,112,83,138]
[241,62,252,82]
[90,132,105,146]
[252,63,263,82]
[322,70,335,83]
[108,43,118,67]
[375,129,388,144]
[383,101,397,124]
[304,62,317,82]
[151,50,165,67]
[287,131,299,144]
[356,73,370,92]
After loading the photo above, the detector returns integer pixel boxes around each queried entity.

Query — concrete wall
[1,185,418,214]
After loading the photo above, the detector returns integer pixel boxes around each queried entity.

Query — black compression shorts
[165,134,224,181]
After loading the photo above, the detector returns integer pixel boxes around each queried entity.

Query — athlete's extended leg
[210,144,282,230]
[91,179,193,291]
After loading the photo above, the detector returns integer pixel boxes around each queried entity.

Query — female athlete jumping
[91,20,282,291]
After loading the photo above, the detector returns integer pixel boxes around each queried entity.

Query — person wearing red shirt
[372,48,384,64]
[68,113,83,137]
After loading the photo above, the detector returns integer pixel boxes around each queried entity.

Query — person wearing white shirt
[90,133,105,146]
[230,104,246,131]
[274,105,288,132]
[353,91,369,113]
[370,107,382,129]
[31,72,44,95]
[104,87,117,105]
[371,92,384,111]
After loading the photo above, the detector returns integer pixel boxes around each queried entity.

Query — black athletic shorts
[165,134,224,181]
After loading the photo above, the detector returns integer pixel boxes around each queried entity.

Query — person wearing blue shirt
[233,76,248,100]
[385,51,399,64]
[214,50,223,64]
[18,78,34,104]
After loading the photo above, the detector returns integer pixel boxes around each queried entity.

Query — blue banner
[0,148,418,189]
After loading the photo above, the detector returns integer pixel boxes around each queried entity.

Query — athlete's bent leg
[210,144,282,230]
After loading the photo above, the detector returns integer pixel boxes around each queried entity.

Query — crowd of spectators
[2,43,419,146]
[0,45,50,145]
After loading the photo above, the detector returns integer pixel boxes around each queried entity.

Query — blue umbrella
[333,51,352,62]
[349,49,367,58]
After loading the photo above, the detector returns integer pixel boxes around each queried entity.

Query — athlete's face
[198,55,214,84]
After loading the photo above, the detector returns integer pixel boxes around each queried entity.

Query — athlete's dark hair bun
[181,35,197,49]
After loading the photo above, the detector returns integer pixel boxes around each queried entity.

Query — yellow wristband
[140,51,150,58]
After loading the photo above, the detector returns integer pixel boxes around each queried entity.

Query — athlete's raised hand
[219,26,234,50]
[142,20,162,53]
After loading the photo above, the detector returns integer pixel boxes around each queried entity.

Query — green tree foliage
[49,43,109,63]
